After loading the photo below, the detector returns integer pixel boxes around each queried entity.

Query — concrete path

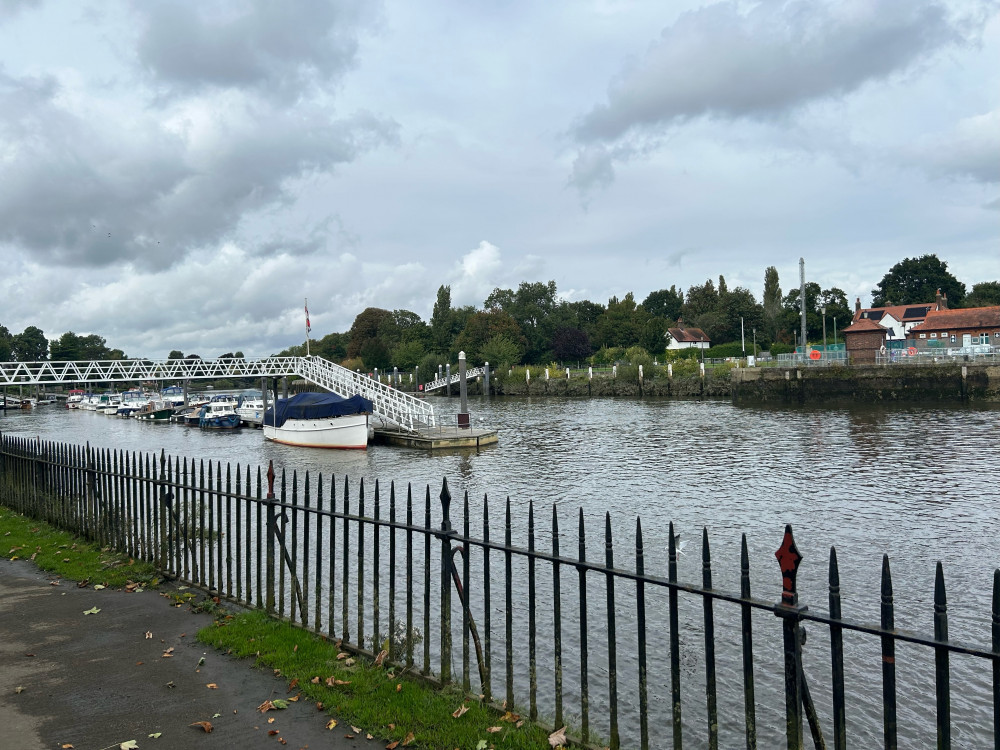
[0,559,377,750]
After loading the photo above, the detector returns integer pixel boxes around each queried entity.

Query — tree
[0,325,12,361]
[964,281,1000,308]
[641,286,684,321]
[11,326,47,361]
[430,285,456,353]
[479,334,523,369]
[552,326,591,363]
[346,307,394,359]
[454,310,526,363]
[314,332,348,362]
[167,350,185,359]
[716,286,762,345]
[50,332,83,361]
[762,266,783,342]
[595,293,647,349]
[871,254,966,307]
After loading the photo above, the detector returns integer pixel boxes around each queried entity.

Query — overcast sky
[1,0,997,359]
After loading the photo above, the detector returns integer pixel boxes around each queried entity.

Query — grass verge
[0,504,159,588]
[0,504,563,749]
[198,609,554,749]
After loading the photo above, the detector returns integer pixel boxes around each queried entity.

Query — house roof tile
[908,306,1000,332]
[668,326,710,343]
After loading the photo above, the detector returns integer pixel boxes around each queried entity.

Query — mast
[304,297,311,358]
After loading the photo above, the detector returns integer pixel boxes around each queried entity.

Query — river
[2,395,997,748]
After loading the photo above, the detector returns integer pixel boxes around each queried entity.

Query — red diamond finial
[775,524,801,605]
[267,460,275,499]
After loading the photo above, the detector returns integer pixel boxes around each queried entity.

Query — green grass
[198,610,555,749]
[0,503,564,749]
[0,504,160,588]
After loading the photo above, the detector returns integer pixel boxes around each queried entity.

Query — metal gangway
[0,356,436,432]
[422,365,486,393]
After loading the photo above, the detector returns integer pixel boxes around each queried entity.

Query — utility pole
[799,258,807,361]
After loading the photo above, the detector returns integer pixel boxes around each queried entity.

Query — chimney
[677,317,685,331]
[941,293,948,310]
[855,297,861,313]
[936,288,942,309]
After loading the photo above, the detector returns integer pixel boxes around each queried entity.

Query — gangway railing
[423,365,486,392]
[0,356,435,432]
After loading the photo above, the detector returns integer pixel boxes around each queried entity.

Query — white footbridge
[0,356,436,432]
[422,365,487,392]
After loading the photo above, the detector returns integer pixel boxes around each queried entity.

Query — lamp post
[821,306,827,359]
[833,317,837,348]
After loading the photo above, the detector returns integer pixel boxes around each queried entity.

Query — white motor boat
[263,392,373,449]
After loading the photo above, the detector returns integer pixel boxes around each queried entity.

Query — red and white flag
[304,300,311,333]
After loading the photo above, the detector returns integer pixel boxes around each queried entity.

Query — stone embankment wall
[489,372,731,398]
[730,363,1000,404]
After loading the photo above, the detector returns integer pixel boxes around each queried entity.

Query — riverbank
[425,362,1000,403]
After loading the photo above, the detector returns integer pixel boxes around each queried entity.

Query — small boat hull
[200,413,242,430]
[263,414,369,449]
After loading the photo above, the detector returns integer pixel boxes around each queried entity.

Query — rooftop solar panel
[903,306,929,319]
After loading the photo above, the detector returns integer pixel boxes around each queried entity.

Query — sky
[0,0,997,360]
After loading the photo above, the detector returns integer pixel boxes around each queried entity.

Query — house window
[919,333,926,339]
[995,332,1000,338]
[980,333,990,344]
[930,333,937,338]
[951,335,957,343]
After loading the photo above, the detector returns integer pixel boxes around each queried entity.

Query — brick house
[842,290,949,363]
[841,317,888,363]
[906,306,1000,352]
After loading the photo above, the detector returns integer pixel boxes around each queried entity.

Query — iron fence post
[440,477,455,683]
[775,524,806,750]
[265,461,276,613]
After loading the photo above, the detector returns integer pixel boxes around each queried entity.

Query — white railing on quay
[0,356,436,432]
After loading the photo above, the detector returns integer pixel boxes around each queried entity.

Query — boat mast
[304,297,311,358]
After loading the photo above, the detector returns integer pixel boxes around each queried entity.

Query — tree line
[2,254,997,367]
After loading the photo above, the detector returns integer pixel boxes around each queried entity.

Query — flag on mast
[304,299,311,334]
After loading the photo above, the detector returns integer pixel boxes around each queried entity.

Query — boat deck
[372,425,498,450]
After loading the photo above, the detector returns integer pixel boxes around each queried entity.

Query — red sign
[809,349,821,360]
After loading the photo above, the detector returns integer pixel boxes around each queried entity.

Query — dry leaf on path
[452,705,469,718]
[325,719,338,730]
[401,731,416,746]
[190,721,213,733]
[206,683,218,689]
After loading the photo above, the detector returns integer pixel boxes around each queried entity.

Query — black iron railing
[1,432,997,749]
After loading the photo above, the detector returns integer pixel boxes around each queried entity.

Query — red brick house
[906,306,1000,351]
[841,317,888,363]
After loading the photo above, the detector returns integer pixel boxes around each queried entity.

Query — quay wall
[730,363,1000,404]
[426,364,1000,403]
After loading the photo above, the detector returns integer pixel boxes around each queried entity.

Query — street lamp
[821,306,827,358]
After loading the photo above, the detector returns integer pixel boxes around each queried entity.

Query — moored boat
[198,394,242,430]
[263,392,373,449]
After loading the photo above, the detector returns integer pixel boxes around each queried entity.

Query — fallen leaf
[352,726,362,734]
[310,676,320,684]
[268,718,276,724]
[316,702,324,710]
[258,700,275,713]
[452,705,469,719]
[287,693,300,702]
[367,733,374,740]
[61,745,74,749]
[293,644,298,652]
[336,652,349,660]
[476,741,488,750]
[272,699,289,710]
[374,649,388,666]
[190,720,213,733]
[501,711,520,723]
[148,732,161,738]
[548,726,568,748]
[94,584,106,590]
[325,719,338,730]
[396,683,402,692]
[344,658,355,666]
[487,726,502,733]
[120,742,139,750]
[145,631,152,639]
[212,713,221,718]
[268,730,279,736]
[14,686,24,694]
[206,683,218,689]
[166,681,175,688]
[77,579,89,588]
[386,741,399,750]
[288,678,299,690]
[401,731,415,746]
[83,606,100,615]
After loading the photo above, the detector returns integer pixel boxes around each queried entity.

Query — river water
[2,395,997,748]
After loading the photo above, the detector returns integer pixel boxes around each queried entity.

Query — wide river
[1,394,997,748]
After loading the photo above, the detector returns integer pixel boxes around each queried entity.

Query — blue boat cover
[264,392,373,428]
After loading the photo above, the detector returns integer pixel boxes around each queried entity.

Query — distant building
[906,306,1000,351]
[842,290,948,363]
[667,319,710,350]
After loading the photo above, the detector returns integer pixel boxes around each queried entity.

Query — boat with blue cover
[263,392,373,449]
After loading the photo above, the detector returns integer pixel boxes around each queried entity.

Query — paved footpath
[0,559,377,750]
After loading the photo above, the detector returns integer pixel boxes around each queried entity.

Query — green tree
[762,266,783,342]
[391,340,426,370]
[346,307,394,359]
[168,350,185,359]
[641,286,684,322]
[430,285,458,353]
[50,332,83,361]
[12,326,48,361]
[314,332,348,362]
[0,325,12,361]
[595,293,647,349]
[717,286,762,346]
[479,334,523,369]
[964,281,1000,308]
[552,326,591,363]
[871,254,966,307]
[454,310,526,363]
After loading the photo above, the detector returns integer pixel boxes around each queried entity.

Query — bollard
[458,351,469,428]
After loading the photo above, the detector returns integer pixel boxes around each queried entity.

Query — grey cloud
[0,70,399,270]
[133,0,376,99]
[574,0,962,144]
[0,0,40,22]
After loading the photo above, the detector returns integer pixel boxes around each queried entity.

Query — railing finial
[775,524,802,606]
